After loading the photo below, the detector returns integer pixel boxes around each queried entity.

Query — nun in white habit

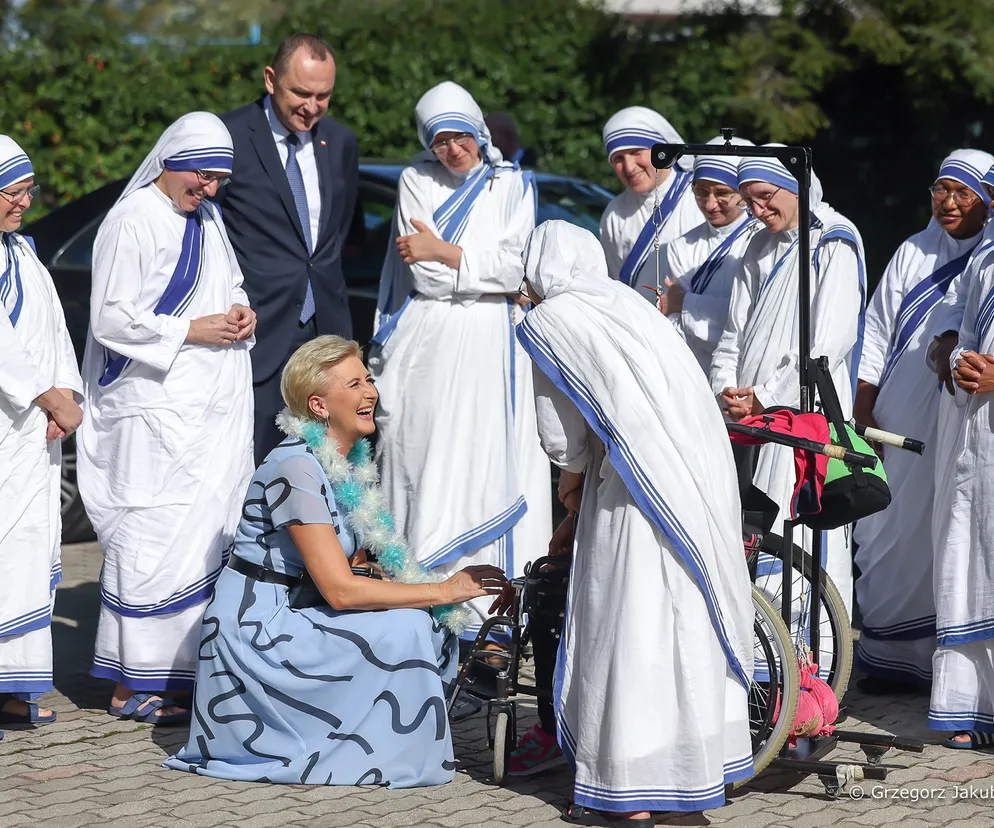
[518,221,753,822]
[928,216,994,749]
[370,81,550,639]
[77,112,255,723]
[599,106,703,294]
[659,136,761,372]
[0,136,83,726]
[852,149,992,694]
[711,149,866,619]
[925,163,994,388]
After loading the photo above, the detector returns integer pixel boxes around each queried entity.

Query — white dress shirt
[264,95,322,251]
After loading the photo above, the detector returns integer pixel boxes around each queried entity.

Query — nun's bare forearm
[435,240,462,269]
[558,470,584,498]
[853,380,879,429]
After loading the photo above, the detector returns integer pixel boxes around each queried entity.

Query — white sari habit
[78,113,254,692]
[0,135,83,697]
[370,82,550,638]
[519,221,753,813]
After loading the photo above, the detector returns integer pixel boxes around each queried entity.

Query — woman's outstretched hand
[443,565,508,604]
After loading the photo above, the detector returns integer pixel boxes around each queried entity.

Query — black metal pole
[789,149,813,414]
[650,140,814,410]
[652,139,823,665]
[781,148,822,667]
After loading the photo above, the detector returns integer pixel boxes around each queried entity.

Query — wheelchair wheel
[753,534,853,702]
[739,585,801,784]
[493,709,512,786]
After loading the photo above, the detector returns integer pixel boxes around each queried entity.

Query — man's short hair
[271,33,334,79]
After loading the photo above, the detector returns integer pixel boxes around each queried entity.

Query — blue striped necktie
[286,133,315,324]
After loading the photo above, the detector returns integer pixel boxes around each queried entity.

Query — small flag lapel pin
[320,140,327,147]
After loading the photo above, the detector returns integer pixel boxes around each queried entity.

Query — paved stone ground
[2,543,994,828]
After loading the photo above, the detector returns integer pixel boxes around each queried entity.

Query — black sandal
[561,803,654,828]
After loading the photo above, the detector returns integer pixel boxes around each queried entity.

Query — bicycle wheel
[739,585,801,784]
[753,534,854,702]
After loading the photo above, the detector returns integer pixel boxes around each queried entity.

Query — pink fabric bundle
[789,658,839,744]
[771,656,839,746]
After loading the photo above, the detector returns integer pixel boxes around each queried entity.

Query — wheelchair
[445,532,846,786]
[736,481,853,780]
[448,360,886,788]
[447,554,570,785]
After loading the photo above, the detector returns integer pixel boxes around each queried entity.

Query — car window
[536,179,612,234]
[363,198,394,232]
[342,184,396,288]
[53,215,105,269]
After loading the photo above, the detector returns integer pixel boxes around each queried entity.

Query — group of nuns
[372,82,994,815]
[4,69,993,820]
[370,84,853,820]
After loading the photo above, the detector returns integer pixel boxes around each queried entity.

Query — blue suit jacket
[217,99,359,381]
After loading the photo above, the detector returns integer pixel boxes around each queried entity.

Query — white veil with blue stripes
[0,135,34,192]
[374,82,516,332]
[414,81,505,166]
[118,111,233,204]
[601,106,693,171]
[518,220,754,688]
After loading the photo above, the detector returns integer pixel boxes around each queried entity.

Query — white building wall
[601,0,778,15]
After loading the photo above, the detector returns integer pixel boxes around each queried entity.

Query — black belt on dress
[228,554,300,587]
[228,554,384,586]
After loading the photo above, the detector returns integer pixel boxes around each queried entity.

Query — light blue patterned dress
[164,438,458,787]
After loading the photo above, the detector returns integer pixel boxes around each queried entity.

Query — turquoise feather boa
[276,409,471,634]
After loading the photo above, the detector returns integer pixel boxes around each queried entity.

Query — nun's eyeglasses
[194,170,230,187]
[692,186,741,207]
[741,187,782,211]
[0,184,40,206]
[430,133,475,155]
[929,185,979,208]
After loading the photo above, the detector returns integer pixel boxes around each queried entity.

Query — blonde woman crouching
[165,335,506,787]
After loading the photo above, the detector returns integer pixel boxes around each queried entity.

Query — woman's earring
[324,416,331,430]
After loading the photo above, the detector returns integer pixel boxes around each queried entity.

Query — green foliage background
[2,0,994,279]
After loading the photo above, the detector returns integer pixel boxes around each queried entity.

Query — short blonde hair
[280,335,362,419]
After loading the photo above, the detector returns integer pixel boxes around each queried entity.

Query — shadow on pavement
[52,581,116,712]
[150,721,191,759]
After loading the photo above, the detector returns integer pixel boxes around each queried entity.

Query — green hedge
[0,0,753,215]
[4,0,994,281]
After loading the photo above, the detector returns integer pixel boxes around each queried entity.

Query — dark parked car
[25,160,614,542]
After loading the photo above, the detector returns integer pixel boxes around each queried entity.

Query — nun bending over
[928,217,994,750]
[370,81,550,640]
[518,221,754,822]
[166,336,506,785]
[599,107,703,293]
[78,113,256,723]
[0,136,83,729]
[711,149,866,617]
[853,150,992,695]
[659,136,761,373]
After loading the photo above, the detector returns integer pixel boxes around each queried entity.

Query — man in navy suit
[218,33,359,465]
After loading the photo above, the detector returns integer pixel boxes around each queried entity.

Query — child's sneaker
[508,723,567,776]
